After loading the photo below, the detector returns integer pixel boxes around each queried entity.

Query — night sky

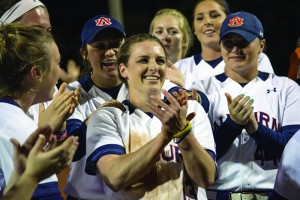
[43,0,300,76]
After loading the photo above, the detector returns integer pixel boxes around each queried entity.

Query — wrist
[22,171,39,185]
[160,130,173,141]
[173,121,192,144]
[51,129,68,141]
[173,121,192,138]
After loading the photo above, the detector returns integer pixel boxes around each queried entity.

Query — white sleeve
[188,101,215,153]
[258,52,274,74]
[274,130,300,199]
[86,107,125,156]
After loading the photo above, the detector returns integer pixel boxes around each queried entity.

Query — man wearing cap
[192,11,300,200]
[64,15,128,200]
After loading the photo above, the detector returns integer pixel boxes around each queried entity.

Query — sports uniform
[271,129,300,200]
[64,75,128,199]
[194,72,300,193]
[64,77,196,199]
[85,99,216,200]
[192,11,300,200]
[64,14,128,199]
[175,52,273,90]
[0,98,61,199]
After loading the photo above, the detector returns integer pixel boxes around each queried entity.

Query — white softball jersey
[85,99,216,200]
[0,98,60,199]
[64,75,128,199]
[273,129,300,200]
[193,72,300,191]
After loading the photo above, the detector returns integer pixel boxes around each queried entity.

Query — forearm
[98,133,171,191]
[3,173,38,200]
[214,117,243,159]
[179,133,216,188]
[248,123,300,158]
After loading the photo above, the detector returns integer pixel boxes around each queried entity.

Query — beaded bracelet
[51,129,68,141]
[173,121,192,138]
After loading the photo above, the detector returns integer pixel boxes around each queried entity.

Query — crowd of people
[0,0,300,200]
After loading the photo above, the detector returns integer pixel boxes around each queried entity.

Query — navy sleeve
[213,117,243,159]
[269,190,289,200]
[248,123,300,158]
[197,91,210,113]
[86,144,125,175]
[67,118,87,161]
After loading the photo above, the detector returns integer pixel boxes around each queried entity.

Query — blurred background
[43,0,300,76]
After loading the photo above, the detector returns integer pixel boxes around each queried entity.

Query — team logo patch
[95,17,112,27]
[228,16,244,27]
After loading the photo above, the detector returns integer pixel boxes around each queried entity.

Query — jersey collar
[194,53,223,68]
[216,71,269,83]
[0,96,21,108]
[123,100,153,118]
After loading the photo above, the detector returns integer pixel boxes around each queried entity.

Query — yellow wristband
[173,120,192,138]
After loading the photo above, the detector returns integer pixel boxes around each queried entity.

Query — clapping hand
[225,93,258,132]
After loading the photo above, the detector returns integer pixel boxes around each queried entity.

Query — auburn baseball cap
[220,11,264,43]
[81,15,126,45]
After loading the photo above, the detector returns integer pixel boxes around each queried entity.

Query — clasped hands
[225,93,258,133]
[147,88,195,140]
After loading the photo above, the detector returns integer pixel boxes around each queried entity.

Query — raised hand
[23,135,78,182]
[147,89,189,139]
[10,126,53,176]
[225,93,254,126]
[38,83,80,132]
[166,60,185,87]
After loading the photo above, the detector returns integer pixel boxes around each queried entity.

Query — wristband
[173,120,192,138]
[51,129,68,141]
[173,129,192,144]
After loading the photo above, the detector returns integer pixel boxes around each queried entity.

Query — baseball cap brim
[220,29,257,43]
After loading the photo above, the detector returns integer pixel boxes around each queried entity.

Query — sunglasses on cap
[221,38,250,49]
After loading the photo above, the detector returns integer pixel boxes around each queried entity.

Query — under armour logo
[267,88,277,93]
[259,31,264,38]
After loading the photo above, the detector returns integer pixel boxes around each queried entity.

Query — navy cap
[220,11,264,43]
[81,15,126,45]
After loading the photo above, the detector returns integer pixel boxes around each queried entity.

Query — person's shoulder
[271,73,300,85]
[174,55,195,66]
[92,100,127,119]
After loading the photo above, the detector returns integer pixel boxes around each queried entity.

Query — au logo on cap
[95,17,112,27]
[228,16,244,27]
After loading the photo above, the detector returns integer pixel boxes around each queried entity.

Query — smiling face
[221,33,264,79]
[193,0,227,50]
[151,15,185,63]
[120,40,167,99]
[86,28,125,87]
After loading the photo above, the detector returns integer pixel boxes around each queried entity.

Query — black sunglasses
[221,39,250,49]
